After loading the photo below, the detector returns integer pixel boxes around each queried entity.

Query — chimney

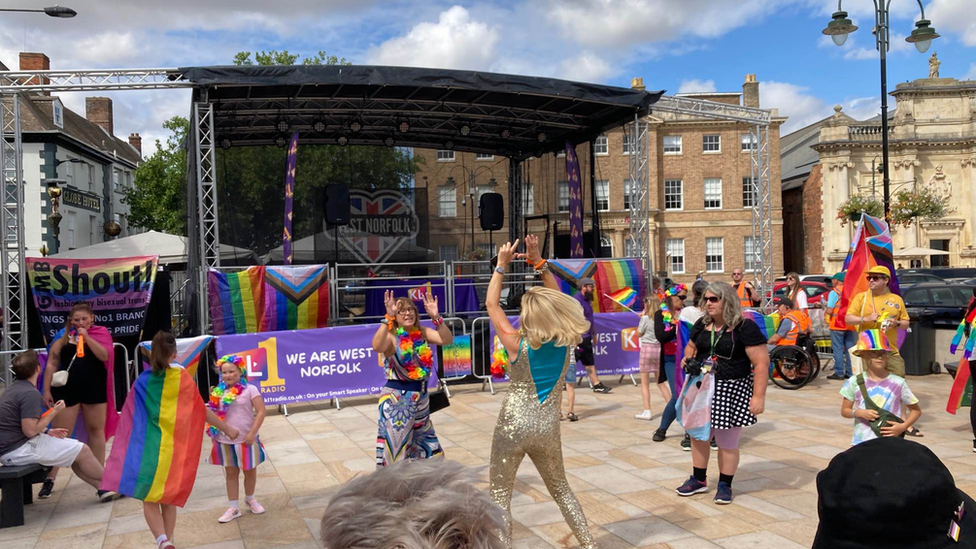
[631,77,646,91]
[128,133,142,156]
[18,52,50,94]
[743,73,760,108]
[86,97,114,136]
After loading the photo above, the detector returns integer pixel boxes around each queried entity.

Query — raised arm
[421,292,453,346]
[371,290,397,356]
[487,240,521,356]
[523,234,558,291]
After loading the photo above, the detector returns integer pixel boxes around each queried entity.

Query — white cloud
[558,52,614,83]
[841,33,914,60]
[967,63,976,80]
[927,0,976,46]
[677,79,717,94]
[366,6,499,71]
[762,80,884,135]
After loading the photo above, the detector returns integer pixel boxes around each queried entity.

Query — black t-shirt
[688,318,767,380]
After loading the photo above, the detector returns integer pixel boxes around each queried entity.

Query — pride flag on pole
[566,141,584,258]
[283,132,299,265]
[836,214,900,330]
[101,368,206,506]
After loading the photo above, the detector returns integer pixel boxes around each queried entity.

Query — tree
[123,116,188,234]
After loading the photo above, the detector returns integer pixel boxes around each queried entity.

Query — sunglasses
[704,296,722,304]
[732,272,742,276]
[866,275,887,281]
[677,295,688,300]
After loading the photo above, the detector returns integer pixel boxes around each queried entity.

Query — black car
[901,282,975,327]
[897,272,946,285]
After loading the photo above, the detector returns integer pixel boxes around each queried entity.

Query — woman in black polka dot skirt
[674,281,769,505]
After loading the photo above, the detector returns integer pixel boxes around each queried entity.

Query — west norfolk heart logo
[338,190,420,268]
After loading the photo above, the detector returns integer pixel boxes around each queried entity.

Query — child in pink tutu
[206,355,268,523]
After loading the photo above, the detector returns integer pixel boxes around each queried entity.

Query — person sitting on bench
[0,351,105,491]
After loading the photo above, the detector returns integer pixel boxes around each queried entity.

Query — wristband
[432,316,444,327]
[384,314,395,323]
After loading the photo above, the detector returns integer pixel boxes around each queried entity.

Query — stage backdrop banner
[27,255,159,343]
[549,258,646,314]
[488,312,639,378]
[215,323,438,405]
[208,265,330,335]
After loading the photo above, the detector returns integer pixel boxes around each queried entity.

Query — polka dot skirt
[711,374,757,430]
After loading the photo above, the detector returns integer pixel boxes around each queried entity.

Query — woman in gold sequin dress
[486,235,596,549]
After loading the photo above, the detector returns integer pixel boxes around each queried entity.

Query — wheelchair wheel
[769,346,815,390]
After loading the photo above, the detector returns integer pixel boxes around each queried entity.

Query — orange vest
[735,282,753,308]
[781,310,811,346]
[825,288,842,329]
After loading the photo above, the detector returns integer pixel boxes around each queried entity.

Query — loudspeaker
[324,184,351,226]
[479,192,504,231]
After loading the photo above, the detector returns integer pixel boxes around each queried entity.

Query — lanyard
[709,325,730,359]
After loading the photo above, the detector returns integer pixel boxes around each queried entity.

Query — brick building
[415,75,786,284]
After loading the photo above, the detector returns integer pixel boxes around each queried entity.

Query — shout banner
[215,323,439,405]
[27,255,159,343]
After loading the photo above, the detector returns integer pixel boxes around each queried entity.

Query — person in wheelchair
[768,297,810,348]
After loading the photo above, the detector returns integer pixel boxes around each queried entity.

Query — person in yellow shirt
[844,266,910,376]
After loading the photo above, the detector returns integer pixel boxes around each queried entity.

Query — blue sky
[0,0,971,156]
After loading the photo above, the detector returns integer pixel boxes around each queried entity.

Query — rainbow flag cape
[208,265,330,335]
[947,359,973,414]
[605,287,638,311]
[101,367,206,506]
[596,259,645,313]
[836,214,900,330]
[139,335,214,377]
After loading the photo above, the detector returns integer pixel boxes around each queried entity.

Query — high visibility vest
[736,282,753,308]
[781,310,811,346]
[825,288,842,329]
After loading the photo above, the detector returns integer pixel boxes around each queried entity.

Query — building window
[125,171,132,188]
[89,215,97,245]
[557,181,569,212]
[666,238,685,274]
[741,133,757,151]
[66,212,76,249]
[439,245,458,262]
[475,153,494,160]
[436,150,455,162]
[664,179,683,211]
[595,180,609,211]
[88,165,95,192]
[744,236,761,272]
[438,185,456,217]
[625,238,639,258]
[113,169,121,191]
[623,179,633,210]
[64,158,74,186]
[663,135,682,154]
[742,177,757,208]
[594,135,608,155]
[705,237,724,272]
[523,184,534,215]
[702,134,721,153]
[52,100,63,128]
[622,132,635,155]
[704,178,722,209]
[600,236,613,257]
[475,185,491,202]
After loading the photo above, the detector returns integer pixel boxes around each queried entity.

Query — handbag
[856,373,905,438]
[51,352,77,388]
[428,380,451,413]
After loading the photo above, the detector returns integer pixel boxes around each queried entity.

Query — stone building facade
[415,75,786,285]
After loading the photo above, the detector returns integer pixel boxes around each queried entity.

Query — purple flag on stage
[283,132,299,265]
[566,140,584,258]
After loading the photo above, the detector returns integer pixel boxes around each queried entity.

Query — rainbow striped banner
[442,334,472,378]
[596,259,645,313]
[208,265,330,335]
[139,335,214,377]
[101,367,206,506]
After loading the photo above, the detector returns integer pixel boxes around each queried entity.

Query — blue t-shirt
[574,292,594,337]
[826,289,841,309]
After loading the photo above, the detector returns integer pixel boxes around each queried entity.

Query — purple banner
[566,140,584,258]
[283,132,299,265]
[215,323,438,405]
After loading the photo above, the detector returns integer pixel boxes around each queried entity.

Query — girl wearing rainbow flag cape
[207,354,268,524]
[102,332,239,549]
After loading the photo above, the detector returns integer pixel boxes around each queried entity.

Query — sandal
[567,412,579,422]
[559,413,566,421]
[906,427,924,437]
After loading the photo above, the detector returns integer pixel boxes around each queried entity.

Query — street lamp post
[0,6,77,17]
[822,0,939,224]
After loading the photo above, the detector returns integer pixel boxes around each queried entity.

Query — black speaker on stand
[480,192,504,260]
[325,184,351,266]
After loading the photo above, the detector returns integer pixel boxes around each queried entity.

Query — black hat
[775,297,794,309]
[814,438,976,549]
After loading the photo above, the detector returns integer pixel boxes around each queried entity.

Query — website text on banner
[215,323,439,405]
[490,312,640,378]
[26,255,159,343]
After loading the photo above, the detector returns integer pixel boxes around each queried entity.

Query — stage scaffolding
[0,65,776,347]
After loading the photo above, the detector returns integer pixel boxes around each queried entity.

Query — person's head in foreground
[814,437,976,548]
[852,329,893,376]
[866,265,891,293]
[320,459,506,549]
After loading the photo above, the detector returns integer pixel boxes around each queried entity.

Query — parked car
[896,272,946,285]
[901,282,975,327]
[899,268,976,282]
[767,280,830,306]
[774,274,833,286]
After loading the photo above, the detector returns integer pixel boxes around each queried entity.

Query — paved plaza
[2,371,974,549]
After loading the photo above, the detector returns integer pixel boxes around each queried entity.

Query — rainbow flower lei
[395,326,433,380]
[490,337,509,379]
[656,283,687,331]
[206,355,247,439]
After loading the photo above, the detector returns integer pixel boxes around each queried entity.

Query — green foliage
[890,187,954,227]
[123,116,188,234]
[232,50,347,66]
[836,195,884,227]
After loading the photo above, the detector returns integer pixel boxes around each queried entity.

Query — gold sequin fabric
[488,339,596,549]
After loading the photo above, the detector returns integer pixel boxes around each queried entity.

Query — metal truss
[652,95,772,125]
[193,101,220,331]
[627,114,652,282]
[0,93,25,370]
[0,69,188,93]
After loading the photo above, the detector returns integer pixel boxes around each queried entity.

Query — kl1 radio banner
[26,255,159,343]
[489,312,640,378]
[215,323,439,405]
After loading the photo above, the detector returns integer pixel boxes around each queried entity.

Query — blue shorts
[565,365,577,383]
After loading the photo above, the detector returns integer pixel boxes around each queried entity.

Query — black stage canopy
[181,65,663,159]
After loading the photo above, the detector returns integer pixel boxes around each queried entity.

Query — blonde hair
[643,294,660,317]
[518,287,589,350]
[703,281,744,329]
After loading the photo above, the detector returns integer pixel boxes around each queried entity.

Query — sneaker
[680,434,691,451]
[710,438,718,450]
[592,383,612,394]
[634,410,652,421]
[159,542,175,549]
[97,489,120,503]
[246,499,265,514]
[675,476,708,496]
[714,481,733,504]
[652,429,667,442]
[38,479,54,499]
[218,507,242,523]
[826,373,845,380]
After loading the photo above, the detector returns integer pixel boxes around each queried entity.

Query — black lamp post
[0,6,77,17]
[822,0,939,224]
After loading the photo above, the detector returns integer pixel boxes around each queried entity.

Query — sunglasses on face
[677,295,688,300]
[704,296,722,304]
[732,272,742,276]
[866,276,887,281]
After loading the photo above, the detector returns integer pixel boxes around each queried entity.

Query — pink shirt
[214,384,261,445]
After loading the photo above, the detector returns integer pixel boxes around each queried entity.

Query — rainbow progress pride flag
[101,368,206,506]
[208,265,330,335]
[139,335,214,377]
